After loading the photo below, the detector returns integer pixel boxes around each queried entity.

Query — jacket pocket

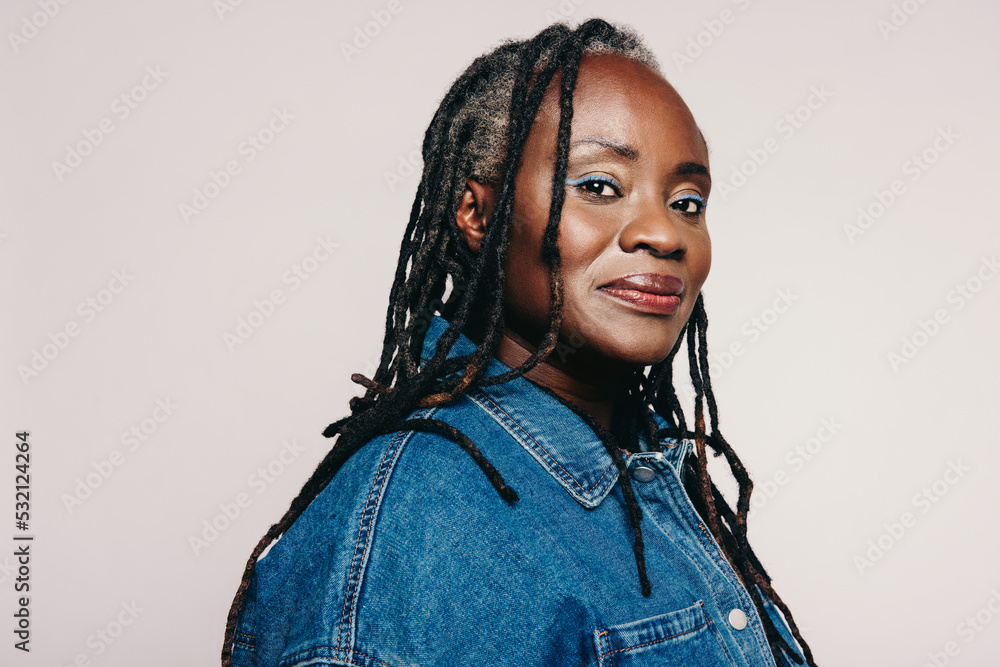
[593,601,738,667]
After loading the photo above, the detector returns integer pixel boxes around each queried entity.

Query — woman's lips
[599,274,684,315]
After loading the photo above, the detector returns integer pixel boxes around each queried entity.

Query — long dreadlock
[222,18,816,667]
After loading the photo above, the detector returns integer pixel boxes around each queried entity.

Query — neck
[484,322,633,432]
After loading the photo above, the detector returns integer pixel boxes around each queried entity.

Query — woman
[223,19,817,667]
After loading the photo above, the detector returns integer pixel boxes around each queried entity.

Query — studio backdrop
[2,0,998,665]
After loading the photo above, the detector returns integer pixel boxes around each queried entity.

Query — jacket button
[631,466,656,482]
[728,608,748,630]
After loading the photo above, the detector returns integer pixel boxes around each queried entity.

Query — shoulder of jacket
[237,394,539,665]
[315,396,508,505]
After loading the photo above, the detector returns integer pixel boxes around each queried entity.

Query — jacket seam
[704,617,742,667]
[694,519,775,663]
[636,487,728,618]
[653,467,775,664]
[469,390,616,499]
[334,433,398,650]
[598,621,708,659]
[334,411,436,656]
[280,645,399,667]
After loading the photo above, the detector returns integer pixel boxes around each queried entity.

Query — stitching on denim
[234,628,256,652]
[282,645,398,667]
[335,431,400,649]
[470,390,616,497]
[691,520,774,661]
[656,473,773,661]
[762,598,803,665]
[234,638,255,651]
[658,439,693,473]
[336,407,437,658]
[653,478,770,663]
[470,391,592,491]
[334,415,431,654]
[635,477,728,617]
[594,627,610,667]
[705,617,741,667]
[474,390,615,492]
[597,621,708,658]
[741,593,783,665]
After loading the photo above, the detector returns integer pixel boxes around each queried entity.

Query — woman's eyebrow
[566,139,710,180]
[568,136,638,161]
[676,161,710,178]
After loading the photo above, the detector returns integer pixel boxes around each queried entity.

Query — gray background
[2,0,998,664]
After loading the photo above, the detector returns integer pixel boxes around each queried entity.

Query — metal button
[631,466,656,483]
[728,608,748,630]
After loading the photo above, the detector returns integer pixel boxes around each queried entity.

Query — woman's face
[501,53,712,371]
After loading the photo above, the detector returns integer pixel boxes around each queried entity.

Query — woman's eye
[565,175,621,198]
[671,194,706,216]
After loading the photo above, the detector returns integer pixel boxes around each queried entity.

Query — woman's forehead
[533,54,707,161]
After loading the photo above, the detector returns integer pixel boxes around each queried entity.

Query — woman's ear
[454,178,496,253]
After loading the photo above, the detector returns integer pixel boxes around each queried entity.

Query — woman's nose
[618,198,686,259]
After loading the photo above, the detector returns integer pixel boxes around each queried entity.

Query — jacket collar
[420,316,693,508]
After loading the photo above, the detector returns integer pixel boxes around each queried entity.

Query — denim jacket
[231,316,803,666]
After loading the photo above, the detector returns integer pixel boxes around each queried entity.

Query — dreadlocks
[222,18,816,667]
